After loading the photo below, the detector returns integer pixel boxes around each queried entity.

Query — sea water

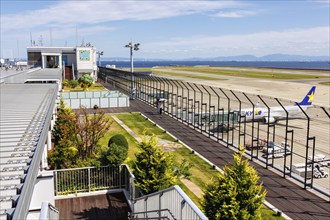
[101,61,330,70]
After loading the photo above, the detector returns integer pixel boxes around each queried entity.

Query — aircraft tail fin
[298,86,316,106]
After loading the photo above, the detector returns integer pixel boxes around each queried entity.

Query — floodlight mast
[125,41,140,99]
[96,51,103,67]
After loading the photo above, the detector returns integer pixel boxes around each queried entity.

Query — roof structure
[2,68,62,84]
[0,72,58,219]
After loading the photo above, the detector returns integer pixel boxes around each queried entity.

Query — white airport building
[27,46,98,81]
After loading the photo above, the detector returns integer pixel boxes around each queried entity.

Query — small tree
[78,73,93,91]
[48,103,112,168]
[132,135,177,194]
[100,134,128,166]
[74,107,112,161]
[48,100,78,169]
[202,149,266,220]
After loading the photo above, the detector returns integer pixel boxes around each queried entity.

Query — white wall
[28,171,55,211]
[76,47,96,72]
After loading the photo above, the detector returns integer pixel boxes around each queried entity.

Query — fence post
[88,168,91,193]
[54,171,58,196]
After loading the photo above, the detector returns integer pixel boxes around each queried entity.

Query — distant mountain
[198,54,329,62]
[103,54,329,62]
[102,57,168,62]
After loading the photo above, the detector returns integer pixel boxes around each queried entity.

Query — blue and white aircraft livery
[240,86,316,123]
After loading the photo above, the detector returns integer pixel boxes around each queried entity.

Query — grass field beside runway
[151,66,329,80]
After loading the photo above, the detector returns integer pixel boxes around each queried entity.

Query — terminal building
[27,46,98,81]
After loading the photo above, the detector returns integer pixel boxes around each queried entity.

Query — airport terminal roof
[0,80,58,218]
[2,68,62,84]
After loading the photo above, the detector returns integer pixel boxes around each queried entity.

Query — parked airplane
[240,86,316,123]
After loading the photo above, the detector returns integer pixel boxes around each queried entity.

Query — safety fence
[132,185,207,220]
[53,164,135,197]
[98,67,330,198]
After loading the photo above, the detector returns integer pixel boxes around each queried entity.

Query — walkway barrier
[98,67,330,198]
[53,165,134,196]
[39,201,59,220]
[132,185,207,220]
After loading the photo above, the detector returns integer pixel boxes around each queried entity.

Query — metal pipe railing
[133,185,207,220]
[53,164,134,196]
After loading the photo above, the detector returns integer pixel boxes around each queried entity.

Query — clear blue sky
[1,0,329,59]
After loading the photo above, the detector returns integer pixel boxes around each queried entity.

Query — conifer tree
[202,149,267,220]
[48,100,78,169]
[132,136,177,194]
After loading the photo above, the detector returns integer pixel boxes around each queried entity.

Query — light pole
[96,51,103,67]
[125,42,140,99]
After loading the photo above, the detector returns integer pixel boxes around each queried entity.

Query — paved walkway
[87,83,330,220]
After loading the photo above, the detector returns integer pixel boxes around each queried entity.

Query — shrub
[62,79,69,87]
[108,134,128,149]
[101,143,128,167]
[100,134,129,166]
[78,73,93,91]
[68,80,78,88]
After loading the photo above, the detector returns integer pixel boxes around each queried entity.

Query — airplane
[240,86,316,123]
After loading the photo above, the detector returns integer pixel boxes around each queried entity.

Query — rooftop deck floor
[55,192,129,220]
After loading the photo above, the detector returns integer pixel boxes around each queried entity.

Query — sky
[1,0,329,60]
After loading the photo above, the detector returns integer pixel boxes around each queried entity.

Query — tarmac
[155,67,330,107]
[95,81,330,220]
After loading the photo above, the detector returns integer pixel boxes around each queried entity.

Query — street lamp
[125,42,140,99]
[96,51,103,67]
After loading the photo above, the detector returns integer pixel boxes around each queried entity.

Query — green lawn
[319,81,330,86]
[153,70,227,81]
[111,112,285,219]
[152,66,329,80]
[115,113,176,142]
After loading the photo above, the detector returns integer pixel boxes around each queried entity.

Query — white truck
[262,141,291,159]
[292,163,312,179]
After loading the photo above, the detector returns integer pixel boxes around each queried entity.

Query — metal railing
[133,185,207,220]
[53,164,135,196]
[99,67,330,198]
[39,201,59,220]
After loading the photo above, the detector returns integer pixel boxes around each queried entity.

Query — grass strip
[153,70,227,80]
[153,66,329,80]
[115,112,176,142]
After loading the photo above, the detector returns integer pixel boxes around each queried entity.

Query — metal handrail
[39,201,59,220]
[132,208,176,220]
[133,185,207,220]
[53,164,135,196]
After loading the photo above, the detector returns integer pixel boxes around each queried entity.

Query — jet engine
[263,117,276,124]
